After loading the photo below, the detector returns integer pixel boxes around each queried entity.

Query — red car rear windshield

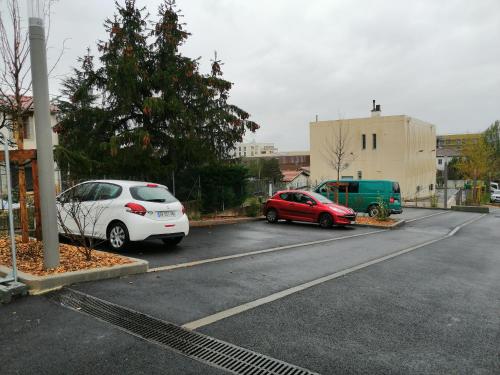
[130,186,178,203]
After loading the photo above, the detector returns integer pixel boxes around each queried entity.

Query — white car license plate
[157,211,175,218]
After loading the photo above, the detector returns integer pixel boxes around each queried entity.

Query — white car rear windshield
[130,186,178,203]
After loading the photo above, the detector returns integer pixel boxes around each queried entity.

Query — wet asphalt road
[1,208,499,374]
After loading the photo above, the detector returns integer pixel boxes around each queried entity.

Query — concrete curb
[0,257,148,294]
[190,217,263,228]
[354,219,406,230]
[451,206,490,214]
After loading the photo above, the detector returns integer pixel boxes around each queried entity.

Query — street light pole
[28,2,59,268]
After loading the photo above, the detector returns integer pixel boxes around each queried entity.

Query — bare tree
[0,0,63,242]
[56,193,107,261]
[322,121,355,181]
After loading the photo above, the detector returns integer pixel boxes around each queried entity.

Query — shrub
[375,195,390,221]
[245,197,262,217]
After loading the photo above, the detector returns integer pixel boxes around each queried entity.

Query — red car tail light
[125,202,147,216]
[389,197,395,203]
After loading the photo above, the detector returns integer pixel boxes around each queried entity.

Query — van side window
[392,182,401,193]
[318,184,328,193]
[348,182,359,193]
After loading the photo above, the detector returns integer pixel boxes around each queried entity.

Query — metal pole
[29,14,59,268]
[4,141,18,282]
[443,160,448,209]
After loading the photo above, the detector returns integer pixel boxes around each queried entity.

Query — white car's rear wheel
[108,222,129,251]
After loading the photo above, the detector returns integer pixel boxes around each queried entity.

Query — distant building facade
[282,168,310,189]
[0,97,61,194]
[230,140,278,158]
[436,148,460,171]
[436,133,481,153]
[310,102,437,199]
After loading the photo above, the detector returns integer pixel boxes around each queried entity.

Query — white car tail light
[125,202,147,216]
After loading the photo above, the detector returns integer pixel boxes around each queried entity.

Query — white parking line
[148,210,456,273]
[148,229,386,273]
[182,214,486,330]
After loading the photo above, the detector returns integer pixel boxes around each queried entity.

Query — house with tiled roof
[281,168,310,189]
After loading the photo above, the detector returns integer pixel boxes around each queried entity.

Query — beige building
[310,103,436,199]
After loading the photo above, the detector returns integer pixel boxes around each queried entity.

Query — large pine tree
[56,0,258,184]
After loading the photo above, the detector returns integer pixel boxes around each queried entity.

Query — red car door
[292,192,317,222]
[273,192,295,220]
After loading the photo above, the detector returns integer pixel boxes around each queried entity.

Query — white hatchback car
[491,189,500,203]
[56,180,189,250]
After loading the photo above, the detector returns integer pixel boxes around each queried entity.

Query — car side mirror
[306,200,314,206]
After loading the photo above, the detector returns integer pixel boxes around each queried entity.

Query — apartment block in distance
[230,140,278,158]
[310,101,437,199]
[436,133,481,153]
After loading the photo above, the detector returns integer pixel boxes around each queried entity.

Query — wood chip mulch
[355,216,397,227]
[0,237,132,276]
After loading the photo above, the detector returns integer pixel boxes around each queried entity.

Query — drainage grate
[49,288,320,375]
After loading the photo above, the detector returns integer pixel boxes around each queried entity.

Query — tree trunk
[18,166,29,242]
[14,119,29,242]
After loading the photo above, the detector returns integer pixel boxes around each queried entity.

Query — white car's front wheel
[108,222,130,251]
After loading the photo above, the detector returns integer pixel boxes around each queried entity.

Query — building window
[429,184,434,191]
[22,116,31,139]
[362,134,366,149]
[357,171,362,180]
[372,134,377,149]
[438,159,443,165]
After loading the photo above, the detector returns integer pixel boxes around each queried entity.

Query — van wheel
[266,208,278,223]
[368,205,380,217]
[319,213,333,228]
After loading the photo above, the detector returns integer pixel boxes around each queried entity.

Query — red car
[264,190,356,228]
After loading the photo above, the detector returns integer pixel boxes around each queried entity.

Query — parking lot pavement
[71,210,481,326]
[397,207,446,221]
[116,219,374,268]
[199,213,500,374]
[0,296,224,375]
[3,208,493,374]
[107,208,448,268]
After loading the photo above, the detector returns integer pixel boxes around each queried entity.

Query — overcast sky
[7,0,500,150]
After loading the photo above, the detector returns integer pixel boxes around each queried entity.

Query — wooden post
[18,165,29,242]
[32,160,42,240]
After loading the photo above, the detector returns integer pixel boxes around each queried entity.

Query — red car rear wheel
[266,208,278,223]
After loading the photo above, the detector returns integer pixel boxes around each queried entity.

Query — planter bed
[0,237,147,293]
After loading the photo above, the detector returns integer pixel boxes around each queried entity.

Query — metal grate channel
[49,288,320,375]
